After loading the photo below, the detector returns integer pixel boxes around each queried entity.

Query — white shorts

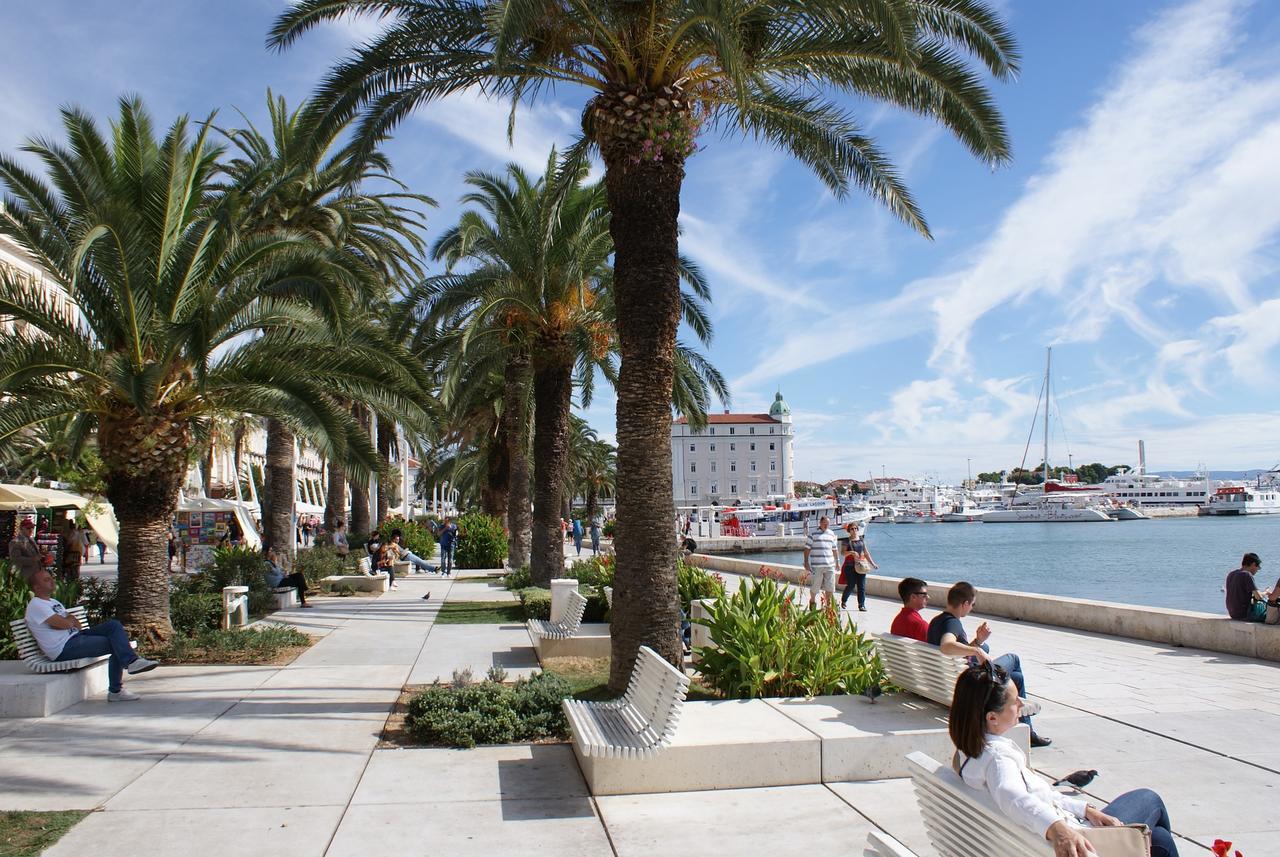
[809,567,836,595]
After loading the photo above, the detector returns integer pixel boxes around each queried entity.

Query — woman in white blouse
[948,664,1178,857]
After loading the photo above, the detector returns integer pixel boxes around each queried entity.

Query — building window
[769,442,775,451]
[729,443,735,451]
[709,427,715,435]
[770,482,777,493]
[690,483,697,496]
[769,427,774,434]
[729,427,735,434]
[690,463,696,473]
[750,461,757,472]
[730,483,737,493]
[710,461,717,472]
[710,443,716,452]
[770,461,777,472]
[749,427,755,435]
[730,463,736,472]
[710,482,718,494]
[750,481,758,494]
[750,442,756,451]
[690,444,695,452]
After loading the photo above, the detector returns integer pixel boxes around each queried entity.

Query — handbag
[1265,601,1280,625]
[1081,823,1152,857]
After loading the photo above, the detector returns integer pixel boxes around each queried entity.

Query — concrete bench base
[272,587,299,609]
[572,698,821,795]
[320,573,389,593]
[531,623,611,660]
[0,660,108,718]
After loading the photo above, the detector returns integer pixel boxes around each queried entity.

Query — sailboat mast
[1043,347,1052,483]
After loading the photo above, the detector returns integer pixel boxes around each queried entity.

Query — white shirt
[805,528,840,570]
[957,734,1089,838]
[24,597,77,659]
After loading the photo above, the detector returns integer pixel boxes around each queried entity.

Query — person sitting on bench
[927,581,1051,748]
[950,664,1178,857]
[265,546,312,608]
[388,529,438,574]
[24,567,159,701]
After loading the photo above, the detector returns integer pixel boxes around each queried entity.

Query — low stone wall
[691,553,1280,663]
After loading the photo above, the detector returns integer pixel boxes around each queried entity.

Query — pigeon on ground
[421,592,431,601]
[1053,769,1098,789]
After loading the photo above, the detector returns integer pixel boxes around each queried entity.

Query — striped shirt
[805,527,840,570]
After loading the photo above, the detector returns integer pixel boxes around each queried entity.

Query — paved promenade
[1,555,1275,855]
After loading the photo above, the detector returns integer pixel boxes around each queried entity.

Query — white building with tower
[670,392,796,505]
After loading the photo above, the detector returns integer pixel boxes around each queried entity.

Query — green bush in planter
[405,681,519,748]
[602,518,616,537]
[677,558,725,610]
[294,546,346,586]
[510,672,572,739]
[518,587,552,620]
[169,591,222,635]
[504,564,532,591]
[454,512,506,569]
[195,545,269,593]
[693,577,884,699]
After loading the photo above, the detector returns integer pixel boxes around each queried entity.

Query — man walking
[25,567,158,701]
[927,581,1051,748]
[8,518,43,580]
[803,515,840,609]
[438,516,458,577]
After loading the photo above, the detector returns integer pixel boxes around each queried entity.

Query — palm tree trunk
[502,354,532,570]
[604,156,686,690]
[200,443,214,496]
[349,404,372,537]
[325,457,347,533]
[376,415,395,524]
[263,418,296,569]
[529,356,573,587]
[481,437,509,519]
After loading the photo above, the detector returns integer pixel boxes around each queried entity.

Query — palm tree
[219,91,434,563]
[0,98,435,639]
[271,0,1018,688]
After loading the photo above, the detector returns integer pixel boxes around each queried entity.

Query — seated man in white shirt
[24,567,159,701]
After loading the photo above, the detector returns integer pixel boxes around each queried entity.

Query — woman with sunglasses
[949,665,1178,857]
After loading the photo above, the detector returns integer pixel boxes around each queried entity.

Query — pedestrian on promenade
[1225,552,1266,621]
[589,514,602,555]
[839,522,877,611]
[332,519,350,558]
[949,664,1178,857]
[25,567,159,700]
[167,526,180,572]
[60,517,82,580]
[438,516,458,577]
[572,517,584,555]
[95,536,106,563]
[890,577,930,641]
[301,516,313,546]
[928,581,1051,748]
[803,515,840,610]
[8,518,43,580]
[265,546,312,608]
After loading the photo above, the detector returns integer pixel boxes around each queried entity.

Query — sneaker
[127,657,159,675]
[1030,732,1053,748]
[108,689,140,702]
[300,603,314,609]
[390,583,399,590]
[858,606,868,612]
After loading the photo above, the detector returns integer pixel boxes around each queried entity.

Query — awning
[0,484,90,510]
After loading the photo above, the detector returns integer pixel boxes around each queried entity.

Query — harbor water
[734,515,1280,614]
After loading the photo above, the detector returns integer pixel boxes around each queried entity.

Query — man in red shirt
[889,577,930,641]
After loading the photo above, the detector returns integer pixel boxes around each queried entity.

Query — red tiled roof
[673,414,779,425]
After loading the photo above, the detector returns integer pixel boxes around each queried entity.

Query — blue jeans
[440,543,455,575]
[841,572,866,609]
[573,533,582,554]
[57,620,136,693]
[590,528,600,553]
[992,652,1033,727]
[402,551,436,573]
[1102,788,1178,857]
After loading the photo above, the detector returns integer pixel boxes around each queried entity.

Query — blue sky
[3,0,1279,483]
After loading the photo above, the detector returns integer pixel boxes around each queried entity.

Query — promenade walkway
[1,554,1274,855]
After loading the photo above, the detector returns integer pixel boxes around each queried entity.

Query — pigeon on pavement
[1053,769,1098,789]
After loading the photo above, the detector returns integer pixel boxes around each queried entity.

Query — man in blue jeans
[438,517,458,576]
[24,567,158,701]
[927,580,1052,748]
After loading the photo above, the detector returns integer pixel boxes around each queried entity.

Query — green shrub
[79,577,118,625]
[678,558,725,610]
[154,624,310,663]
[405,681,519,748]
[169,591,222,635]
[196,545,268,593]
[403,672,571,748]
[565,556,614,588]
[518,587,552,620]
[504,564,531,591]
[602,518,616,538]
[454,512,507,569]
[0,562,31,659]
[693,577,884,699]
[295,545,345,586]
[376,518,435,561]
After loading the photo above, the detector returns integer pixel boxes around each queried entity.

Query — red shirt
[890,607,929,642]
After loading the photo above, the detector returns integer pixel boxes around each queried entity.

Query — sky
[3,0,1279,484]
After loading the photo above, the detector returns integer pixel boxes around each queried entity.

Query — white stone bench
[9,606,109,673]
[320,572,389,593]
[527,589,588,640]
[863,831,919,857]
[603,586,613,608]
[907,751,1151,856]
[875,633,967,707]
[563,645,690,760]
[272,586,298,609]
[356,556,372,575]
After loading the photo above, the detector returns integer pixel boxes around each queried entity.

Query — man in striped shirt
[803,516,840,609]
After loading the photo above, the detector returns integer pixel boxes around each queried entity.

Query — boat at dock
[1203,467,1280,515]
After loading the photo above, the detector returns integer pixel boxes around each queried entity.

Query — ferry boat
[1096,441,1213,507]
[1203,468,1280,515]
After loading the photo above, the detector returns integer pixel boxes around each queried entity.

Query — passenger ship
[1203,468,1280,516]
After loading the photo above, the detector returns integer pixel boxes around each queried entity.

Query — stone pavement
[4,554,1276,855]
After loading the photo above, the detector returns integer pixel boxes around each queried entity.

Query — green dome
[769,390,791,417]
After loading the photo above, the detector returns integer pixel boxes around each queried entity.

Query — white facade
[669,392,795,505]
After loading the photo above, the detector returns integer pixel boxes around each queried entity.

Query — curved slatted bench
[863,830,920,857]
[875,633,967,707]
[906,752,1151,857]
[563,645,691,760]
[528,589,588,641]
[10,606,108,673]
[603,586,613,608]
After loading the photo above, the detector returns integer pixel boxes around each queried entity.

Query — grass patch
[542,656,721,702]
[148,624,313,665]
[0,810,88,857]
[435,601,525,625]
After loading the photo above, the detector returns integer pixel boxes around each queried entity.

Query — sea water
[735,516,1280,614]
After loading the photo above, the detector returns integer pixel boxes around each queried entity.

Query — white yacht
[1203,468,1280,515]
[1098,441,1213,507]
